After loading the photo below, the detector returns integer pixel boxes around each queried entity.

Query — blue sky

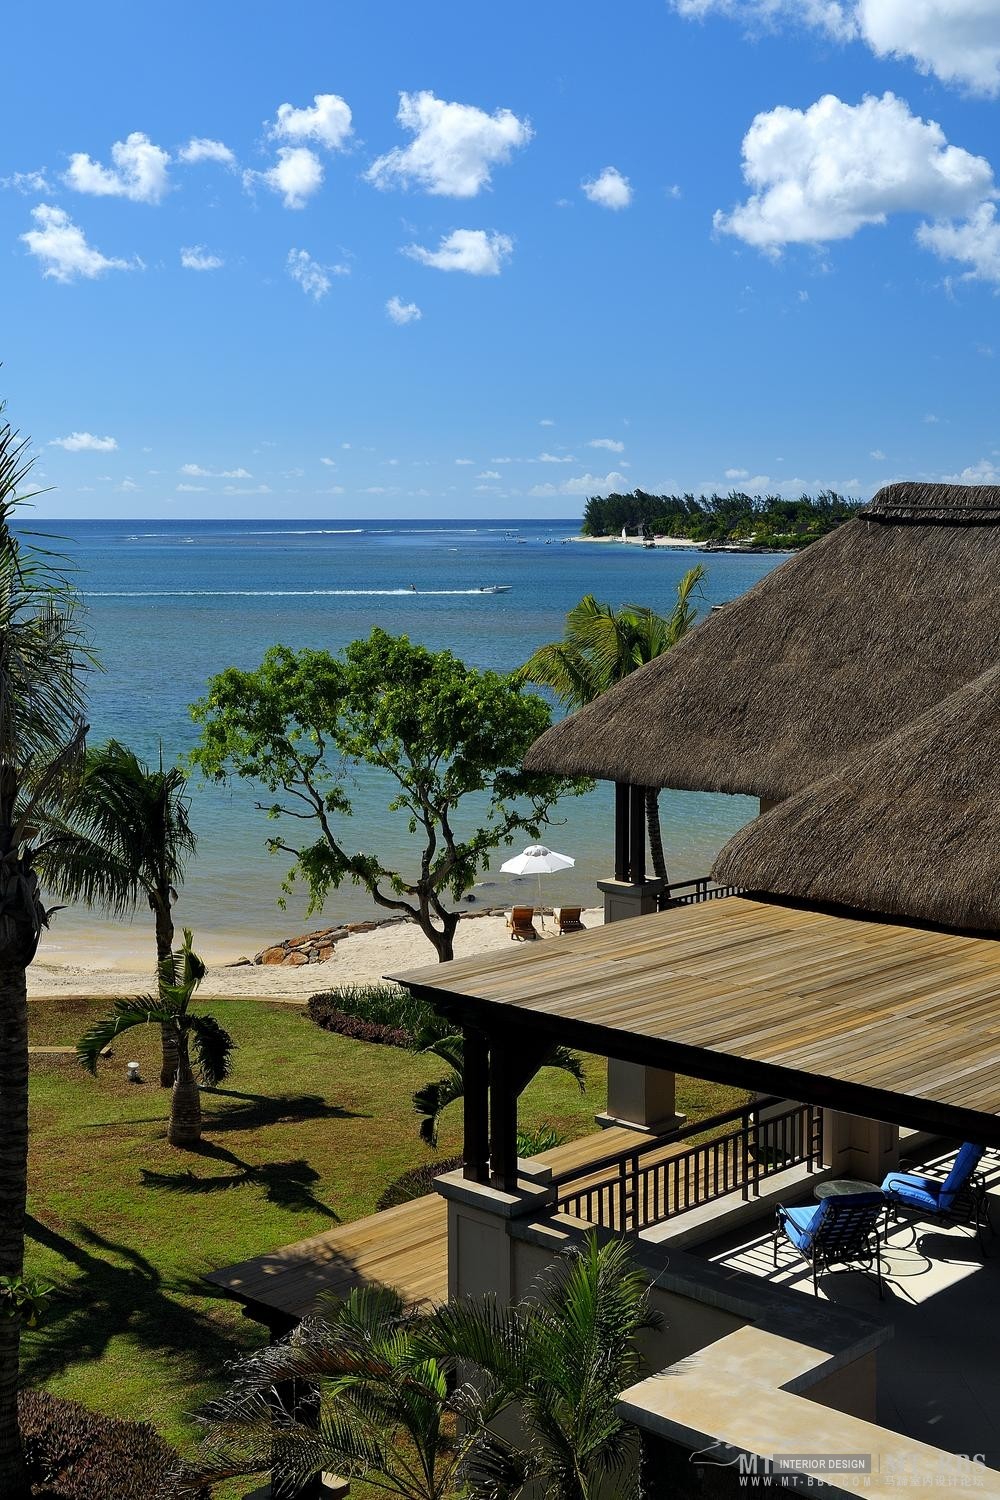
[3,0,1000,519]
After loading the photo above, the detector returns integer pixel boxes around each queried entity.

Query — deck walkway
[206,1124,654,1326]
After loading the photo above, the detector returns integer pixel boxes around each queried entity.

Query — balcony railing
[550,1098,824,1235]
[657,875,743,912]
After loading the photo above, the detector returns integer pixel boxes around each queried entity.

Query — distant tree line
[581,488,863,547]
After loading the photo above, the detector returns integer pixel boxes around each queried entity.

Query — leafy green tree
[519,570,704,882]
[38,740,197,1085]
[412,1030,585,1147]
[0,408,92,1498]
[77,930,233,1147]
[189,630,588,961]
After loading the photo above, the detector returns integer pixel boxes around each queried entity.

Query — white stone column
[822,1110,899,1183]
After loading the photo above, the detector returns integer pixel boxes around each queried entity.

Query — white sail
[621,526,627,542]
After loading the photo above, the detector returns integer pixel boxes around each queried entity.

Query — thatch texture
[525,483,1000,802]
[712,664,1000,933]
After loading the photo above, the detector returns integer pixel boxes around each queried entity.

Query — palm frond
[412,1071,465,1147]
[77,994,172,1073]
[188,1013,235,1086]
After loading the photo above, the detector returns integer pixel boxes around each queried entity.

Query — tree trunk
[645,787,668,884]
[152,897,177,1088]
[0,956,32,1499]
[421,909,460,963]
[167,1034,201,1148]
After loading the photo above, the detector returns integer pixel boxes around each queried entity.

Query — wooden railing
[551,1099,824,1235]
[657,875,742,912]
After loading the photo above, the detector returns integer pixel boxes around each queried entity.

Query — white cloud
[538,452,575,463]
[320,456,337,467]
[539,418,555,426]
[403,227,512,275]
[715,92,995,250]
[248,147,324,209]
[529,469,629,497]
[672,1,1000,96]
[581,166,632,210]
[455,458,475,465]
[924,412,940,423]
[180,245,224,271]
[315,484,346,494]
[269,94,353,151]
[367,91,531,197]
[870,448,887,460]
[180,463,252,479]
[666,183,682,199]
[117,477,139,492]
[942,458,1000,483]
[287,247,347,299]
[21,205,137,282]
[223,484,271,495]
[50,431,118,452]
[2,169,50,194]
[179,138,236,167]
[918,201,1000,285]
[724,467,750,479]
[176,483,208,492]
[386,295,422,324]
[588,437,625,453]
[477,470,502,480]
[64,131,170,203]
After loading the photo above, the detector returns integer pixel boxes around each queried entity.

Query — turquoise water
[37,519,782,955]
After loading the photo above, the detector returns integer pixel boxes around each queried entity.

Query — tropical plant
[519,570,704,882]
[184,1284,503,1500]
[0,406,92,1498]
[413,1030,585,1147]
[190,629,589,961]
[77,929,234,1147]
[431,1234,661,1499]
[187,1235,658,1500]
[38,739,197,1085]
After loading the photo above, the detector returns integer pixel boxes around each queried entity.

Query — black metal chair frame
[885,1161,994,1254]
[774,1201,887,1299]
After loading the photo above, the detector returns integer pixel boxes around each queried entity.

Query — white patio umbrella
[500,844,575,926]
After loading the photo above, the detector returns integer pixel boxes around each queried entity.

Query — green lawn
[23,994,743,1486]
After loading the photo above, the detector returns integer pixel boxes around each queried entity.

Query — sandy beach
[27,909,605,1002]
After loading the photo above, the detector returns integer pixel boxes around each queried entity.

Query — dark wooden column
[614,781,647,885]
[614,781,630,881]
[463,1025,490,1182]
[487,1031,557,1193]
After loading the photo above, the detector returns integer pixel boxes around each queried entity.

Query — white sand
[26,910,604,1002]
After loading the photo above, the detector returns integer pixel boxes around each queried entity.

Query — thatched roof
[712,663,1000,934]
[525,483,1000,802]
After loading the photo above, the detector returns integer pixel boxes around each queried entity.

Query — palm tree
[186,1235,658,1500]
[519,567,704,883]
[413,1030,586,1147]
[77,929,234,1147]
[431,1234,661,1499]
[0,408,92,1498]
[184,1285,500,1499]
[38,739,197,1085]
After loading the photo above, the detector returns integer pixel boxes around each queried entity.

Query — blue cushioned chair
[774,1192,886,1297]
[881,1143,992,1250]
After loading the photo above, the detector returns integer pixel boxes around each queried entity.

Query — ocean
[32,518,783,962]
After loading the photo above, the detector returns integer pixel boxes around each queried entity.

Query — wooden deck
[206,1125,654,1324]
[392,896,1000,1145]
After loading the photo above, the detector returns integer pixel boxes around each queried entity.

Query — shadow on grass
[22,1216,257,1391]
[200,1088,367,1133]
[140,1138,340,1220]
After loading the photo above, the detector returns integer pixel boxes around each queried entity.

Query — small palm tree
[519,567,704,882]
[0,407,92,1498]
[431,1234,661,1499]
[38,739,197,1085]
[77,930,233,1147]
[412,1030,586,1147]
[185,1285,499,1499]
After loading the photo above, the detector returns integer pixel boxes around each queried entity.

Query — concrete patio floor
[697,1150,1000,1471]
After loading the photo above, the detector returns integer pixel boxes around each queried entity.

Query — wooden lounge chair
[556,906,585,936]
[774,1191,886,1297]
[507,906,539,941]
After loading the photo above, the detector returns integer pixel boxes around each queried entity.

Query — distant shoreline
[573,534,796,555]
